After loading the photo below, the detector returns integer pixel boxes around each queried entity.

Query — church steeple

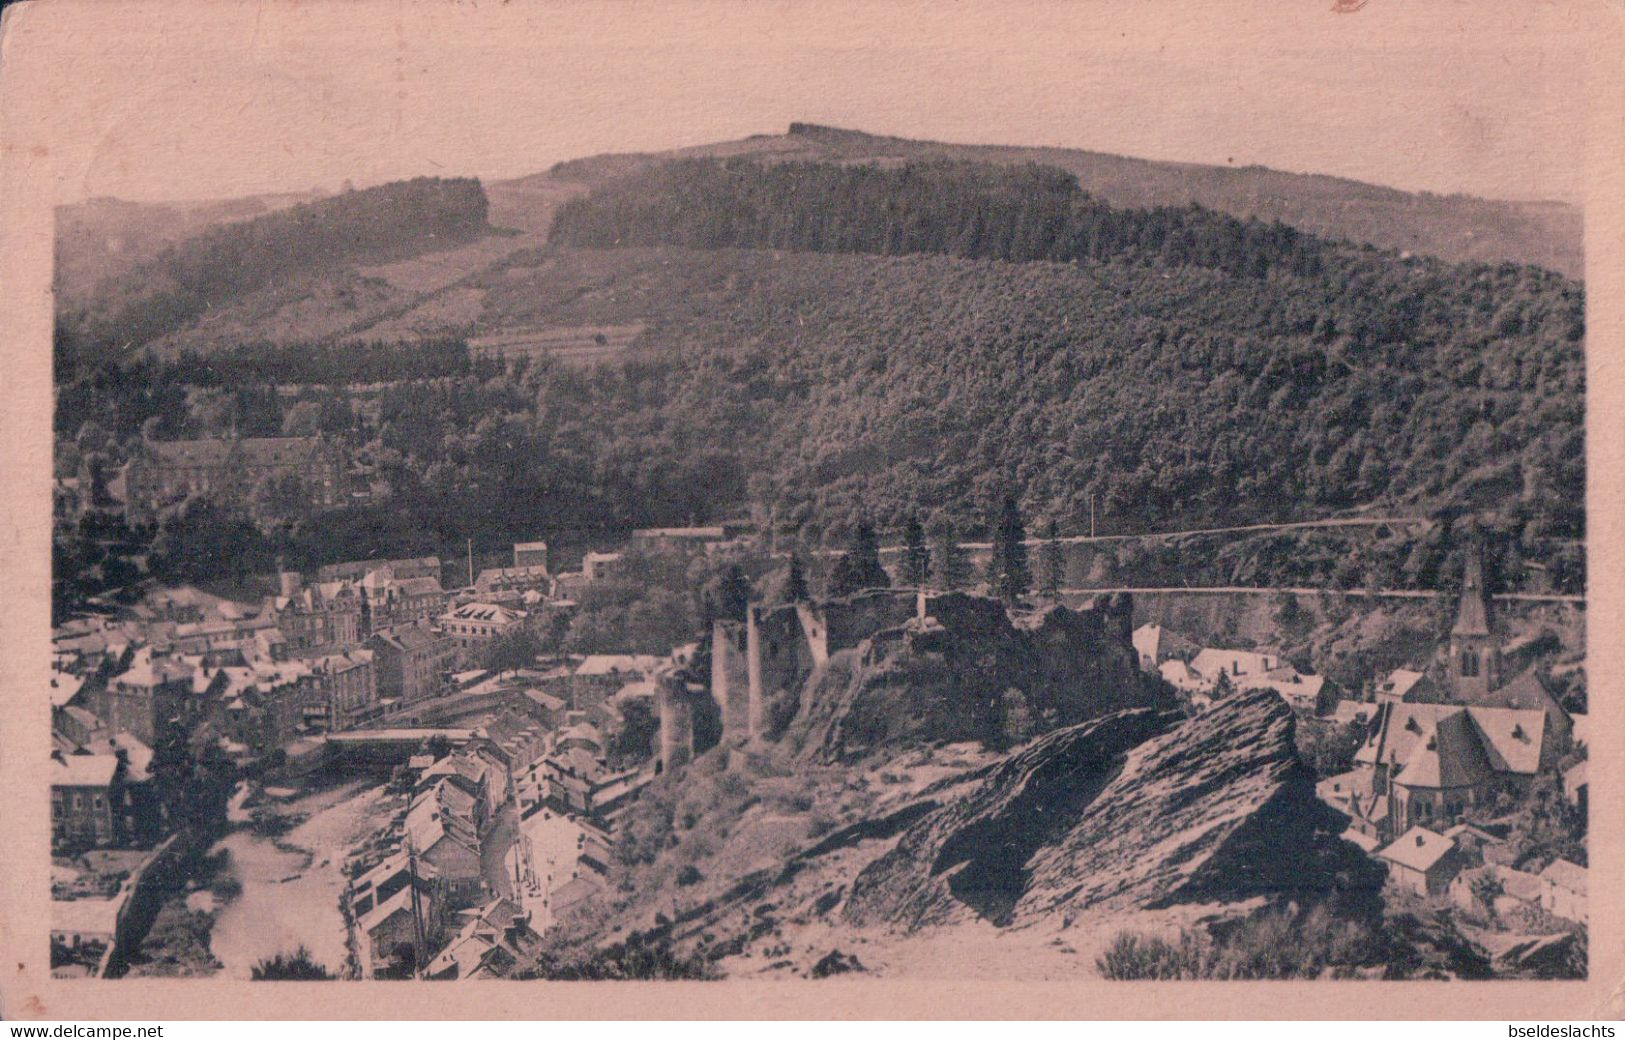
[1449,548,1498,698]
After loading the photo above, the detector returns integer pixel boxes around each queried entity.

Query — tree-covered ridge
[55,240,1583,594]
[539,159,1582,543]
[53,159,1584,597]
[57,177,490,370]
[549,158,1328,280]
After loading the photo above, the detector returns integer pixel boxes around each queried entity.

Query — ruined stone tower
[656,668,696,773]
[711,619,751,743]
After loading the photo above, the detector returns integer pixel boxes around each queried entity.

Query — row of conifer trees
[789,495,1068,604]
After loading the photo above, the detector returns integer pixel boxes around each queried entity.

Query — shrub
[251,945,336,980]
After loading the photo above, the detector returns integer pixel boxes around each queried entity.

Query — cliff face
[847,688,1382,930]
[786,593,1162,761]
[534,687,1384,978]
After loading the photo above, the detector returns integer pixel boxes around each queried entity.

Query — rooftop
[1377,826,1456,874]
[1540,858,1587,896]
[51,897,121,936]
[575,654,662,677]
[52,753,119,788]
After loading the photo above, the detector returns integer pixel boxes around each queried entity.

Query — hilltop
[527,123,1582,276]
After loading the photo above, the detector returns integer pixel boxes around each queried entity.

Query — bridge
[323,727,476,767]
[326,727,475,748]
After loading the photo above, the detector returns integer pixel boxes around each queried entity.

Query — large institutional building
[123,435,346,525]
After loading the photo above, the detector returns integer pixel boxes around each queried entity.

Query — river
[208,779,392,979]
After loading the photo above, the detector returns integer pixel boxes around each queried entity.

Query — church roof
[1475,668,1565,718]
[1391,708,1495,789]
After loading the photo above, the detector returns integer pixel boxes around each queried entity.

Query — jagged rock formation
[786,593,1161,761]
[847,688,1382,930]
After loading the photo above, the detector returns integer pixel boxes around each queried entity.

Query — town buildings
[1343,699,1549,836]
[361,570,450,631]
[424,898,541,980]
[474,565,553,600]
[319,556,442,584]
[1539,859,1587,923]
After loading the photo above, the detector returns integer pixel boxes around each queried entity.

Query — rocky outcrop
[847,688,1382,929]
[786,593,1162,761]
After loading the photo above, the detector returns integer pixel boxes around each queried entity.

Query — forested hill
[539,159,1583,544]
[537,123,1582,277]
[56,177,490,371]
[54,189,325,305]
[52,158,1584,595]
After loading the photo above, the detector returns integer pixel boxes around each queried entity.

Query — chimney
[1416,834,1425,847]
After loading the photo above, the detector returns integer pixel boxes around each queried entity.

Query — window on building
[1461,650,1479,677]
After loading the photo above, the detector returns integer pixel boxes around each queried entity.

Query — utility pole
[1089,494,1096,540]
[407,838,427,980]
[467,537,474,589]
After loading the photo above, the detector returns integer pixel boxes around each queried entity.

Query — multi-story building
[360,571,448,633]
[219,662,317,756]
[581,552,625,584]
[438,603,528,662]
[571,655,662,711]
[512,541,549,571]
[473,566,552,600]
[123,435,346,526]
[307,648,379,730]
[367,622,456,707]
[100,646,192,745]
[267,575,363,654]
[51,751,119,850]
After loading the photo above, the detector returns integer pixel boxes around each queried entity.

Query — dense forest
[54,159,1585,597]
[550,159,1328,280]
[545,160,1583,538]
[55,177,490,374]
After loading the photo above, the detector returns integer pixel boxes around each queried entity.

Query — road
[798,515,1432,558]
[911,516,1430,552]
[506,808,590,932]
[1051,586,1585,605]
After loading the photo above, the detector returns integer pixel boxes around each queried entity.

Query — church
[1328,552,1573,842]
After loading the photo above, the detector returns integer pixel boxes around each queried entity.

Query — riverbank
[208,778,394,979]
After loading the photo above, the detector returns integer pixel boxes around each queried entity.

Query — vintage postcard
[1,0,1622,1021]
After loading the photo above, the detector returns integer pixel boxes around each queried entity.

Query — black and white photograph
[3,0,1614,1017]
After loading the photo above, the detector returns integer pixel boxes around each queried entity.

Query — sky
[0,0,1599,206]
